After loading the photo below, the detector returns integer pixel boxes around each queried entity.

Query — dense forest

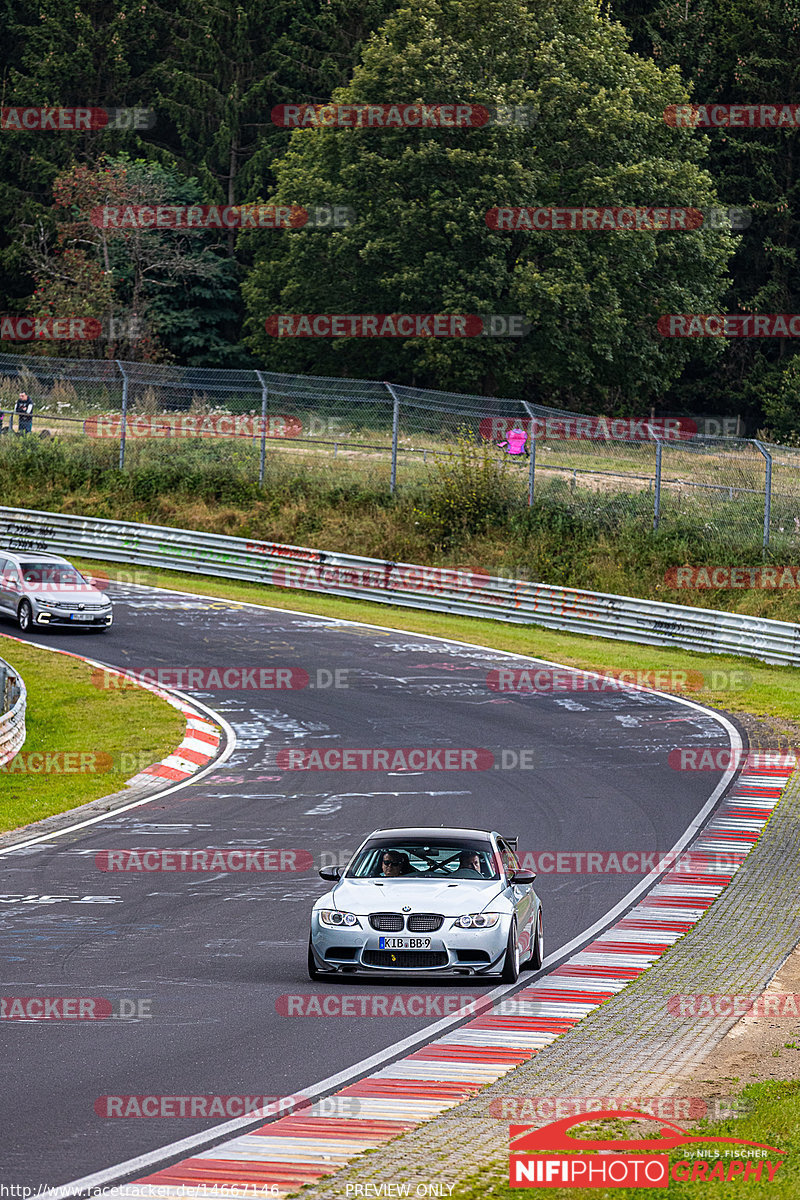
[1,0,799,434]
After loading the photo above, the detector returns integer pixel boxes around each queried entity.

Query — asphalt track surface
[0,583,739,1188]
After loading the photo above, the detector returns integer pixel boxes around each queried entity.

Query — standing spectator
[15,391,33,434]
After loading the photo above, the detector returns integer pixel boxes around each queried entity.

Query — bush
[413,430,520,547]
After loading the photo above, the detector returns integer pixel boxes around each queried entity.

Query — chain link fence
[1,352,798,552]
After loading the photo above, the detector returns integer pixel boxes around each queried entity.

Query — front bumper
[34,606,112,627]
[310,914,509,976]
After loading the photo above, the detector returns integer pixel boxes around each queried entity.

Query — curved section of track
[0,582,741,1187]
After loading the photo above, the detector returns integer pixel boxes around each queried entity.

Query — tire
[529,910,544,970]
[307,936,322,981]
[501,919,520,984]
[17,600,32,632]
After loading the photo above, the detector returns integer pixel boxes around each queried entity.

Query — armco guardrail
[0,656,26,766]
[1,505,800,666]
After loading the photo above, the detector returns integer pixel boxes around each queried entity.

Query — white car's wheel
[17,600,32,632]
[307,936,323,981]
[501,919,520,983]
[529,910,543,970]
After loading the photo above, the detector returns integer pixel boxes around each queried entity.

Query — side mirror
[319,867,340,882]
[510,869,536,884]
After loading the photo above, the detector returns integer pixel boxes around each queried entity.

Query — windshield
[348,840,499,880]
[19,563,88,587]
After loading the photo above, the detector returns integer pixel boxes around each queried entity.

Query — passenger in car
[454,850,484,877]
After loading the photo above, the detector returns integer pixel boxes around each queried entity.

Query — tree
[611,0,800,427]
[147,0,400,215]
[243,0,735,408]
[22,156,242,364]
[0,0,162,317]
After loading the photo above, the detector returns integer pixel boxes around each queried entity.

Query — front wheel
[501,920,520,984]
[307,936,322,981]
[529,910,544,970]
[17,600,32,631]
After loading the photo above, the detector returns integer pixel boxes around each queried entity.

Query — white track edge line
[33,575,747,1196]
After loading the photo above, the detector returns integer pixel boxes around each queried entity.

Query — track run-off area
[0,580,744,1190]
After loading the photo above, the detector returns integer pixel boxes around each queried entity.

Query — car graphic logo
[78,603,85,610]
[402,906,411,912]
[510,1111,785,1155]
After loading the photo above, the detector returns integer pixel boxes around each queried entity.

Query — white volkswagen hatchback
[0,551,113,631]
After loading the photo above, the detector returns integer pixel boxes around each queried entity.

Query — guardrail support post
[116,361,128,471]
[385,382,401,494]
[255,371,269,486]
[521,401,537,505]
[653,439,663,530]
[754,440,772,551]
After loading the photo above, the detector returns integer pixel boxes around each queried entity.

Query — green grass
[0,636,186,834]
[75,556,800,725]
[457,1081,799,1199]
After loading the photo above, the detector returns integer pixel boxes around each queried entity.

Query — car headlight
[453,913,502,929]
[318,909,362,928]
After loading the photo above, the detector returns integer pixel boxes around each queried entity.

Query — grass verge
[458,1080,798,1199]
[0,636,186,835]
[77,557,800,727]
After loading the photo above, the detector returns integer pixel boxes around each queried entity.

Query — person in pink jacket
[498,424,528,456]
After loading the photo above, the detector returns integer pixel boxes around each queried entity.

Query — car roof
[3,551,72,564]
[366,827,498,842]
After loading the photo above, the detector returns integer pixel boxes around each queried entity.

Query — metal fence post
[653,438,663,530]
[521,402,537,505]
[116,360,128,471]
[385,382,401,494]
[753,440,772,550]
[255,370,269,486]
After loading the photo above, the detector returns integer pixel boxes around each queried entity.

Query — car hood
[327,878,506,915]
[25,584,108,604]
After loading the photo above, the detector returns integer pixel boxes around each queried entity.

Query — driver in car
[379,851,414,876]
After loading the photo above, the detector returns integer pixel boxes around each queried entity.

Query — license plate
[379,937,431,950]
[70,613,93,621]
